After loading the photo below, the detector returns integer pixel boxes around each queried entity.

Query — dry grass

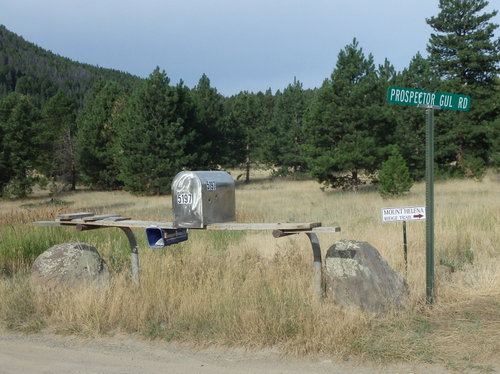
[0,171,499,370]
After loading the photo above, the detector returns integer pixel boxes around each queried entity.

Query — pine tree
[426,0,500,176]
[427,0,498,84]
[216,102,247,169]
[264,78,308,175]
[375,58,400,157]
[37,90,77,192]
[393,53,440,180]
[191,74,225,168]
[77,82,126,189]
[0,93,39,197]
[378,147,414,198]
[224,92,266,182]
[303,39,386,191]
[116,68,196,195]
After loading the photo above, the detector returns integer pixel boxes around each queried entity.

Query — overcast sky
[1,0,499,96]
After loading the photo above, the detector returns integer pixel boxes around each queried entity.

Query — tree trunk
[351,168,358,193]
[70,163,77,191]
[245,143,250,184]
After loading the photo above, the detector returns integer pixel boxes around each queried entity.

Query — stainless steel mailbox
[172,171,236,228]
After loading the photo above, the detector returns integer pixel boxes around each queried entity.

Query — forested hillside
[0,25,141,107]
[0,0,498,198]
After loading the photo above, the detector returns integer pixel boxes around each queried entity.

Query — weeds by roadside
[0,174,498,371]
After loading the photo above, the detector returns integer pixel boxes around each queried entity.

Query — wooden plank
[33,221,62,227]
[101,216,132,222]
[272,226,341,237]
[49,219,176,229]
[205,222,322,231]
[82,214,121,222]
[38,214,340,233]
[312,226,341,233]
[57,212,94,221]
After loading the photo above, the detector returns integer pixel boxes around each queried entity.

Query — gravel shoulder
[0,330,478,374]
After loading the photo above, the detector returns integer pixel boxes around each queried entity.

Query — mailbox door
[172,171,204,228]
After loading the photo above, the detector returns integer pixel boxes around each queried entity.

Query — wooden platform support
[34,213,341,297]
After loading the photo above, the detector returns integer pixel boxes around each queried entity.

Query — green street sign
[387,86,471,111]
[386,85,472,304]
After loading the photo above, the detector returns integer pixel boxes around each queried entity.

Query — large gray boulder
[324,239,408,314]
[31,242,110,289]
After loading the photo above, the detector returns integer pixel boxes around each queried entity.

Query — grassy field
[1,171,499,372]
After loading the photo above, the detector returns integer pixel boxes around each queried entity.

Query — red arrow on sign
[413,214,424,219]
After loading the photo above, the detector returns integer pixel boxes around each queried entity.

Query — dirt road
[0,331,461,374]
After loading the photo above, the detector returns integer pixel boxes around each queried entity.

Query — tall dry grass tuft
[0,172,498,368]
[0,272,44,332]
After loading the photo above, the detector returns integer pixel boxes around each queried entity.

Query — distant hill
[0,25,142,107]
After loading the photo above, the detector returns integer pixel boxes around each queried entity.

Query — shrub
[378,147,413,198]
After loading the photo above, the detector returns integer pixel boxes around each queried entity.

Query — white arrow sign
[381,206,426,222]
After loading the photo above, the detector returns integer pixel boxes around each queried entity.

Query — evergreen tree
[224,91,266,182]
[0,93,39,197]
[303,39,386,191]
[375,58,401,163]
[191,74,225,168]
[173,79,207,170]
[378,146,414,198]
[58,126,79,190]
[491,98,500,171]
[426,0,500,176]
[37,90,77,192]
[0,65,17,98]
[264,78,308,175]
[216,100,247,169]
[0,98,11,192]
[427,0,498,84]
[77,81,127,189]
[253,88,277,172]
[116,68,196,195]
[393,53,440,179]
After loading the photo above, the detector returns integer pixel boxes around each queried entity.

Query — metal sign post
[425,107,436,304]
[387,86,471,305]
[403,221,408,274]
